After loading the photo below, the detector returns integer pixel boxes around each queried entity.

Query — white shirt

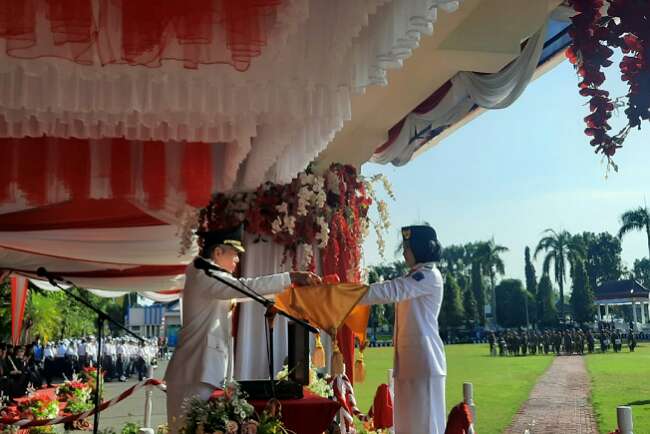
[78,343,87,356]
[164,261,291,388]
[44,347,55,358]
[56,344,67,358]
[361,262,446,378]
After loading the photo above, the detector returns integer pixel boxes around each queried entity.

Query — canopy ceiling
[0,0,571,293]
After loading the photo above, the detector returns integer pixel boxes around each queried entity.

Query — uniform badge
[402,228,411,240]
[411,271,424,281]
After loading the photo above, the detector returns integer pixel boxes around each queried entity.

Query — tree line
[0,282,133,343]
[368,205,650,334]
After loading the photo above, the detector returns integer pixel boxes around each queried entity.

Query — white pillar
[605,304,610,318]
[143,365,154,428]
[642,302,647,324]
[597,304,602,321]
[463,382,476,427]
[617,406,634,434]
[633,302,638,324]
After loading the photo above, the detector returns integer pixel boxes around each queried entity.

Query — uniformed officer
[360,224,446,434]
[165,226,320,434]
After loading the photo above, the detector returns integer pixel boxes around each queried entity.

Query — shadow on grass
[624,400,650,406]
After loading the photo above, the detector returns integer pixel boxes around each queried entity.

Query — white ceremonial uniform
[165,261,291,434]
[360,262,446,434]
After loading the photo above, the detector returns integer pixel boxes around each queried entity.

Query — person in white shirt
[64,342,78,379]
[86,339,97,366]
[78,339,87,369]
[43,343,56,387]
[360,225,446,434]
[165,226,321,434]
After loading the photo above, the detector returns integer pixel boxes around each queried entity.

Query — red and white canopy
[0,0,462,294]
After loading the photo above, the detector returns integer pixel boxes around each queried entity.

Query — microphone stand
[198,266,318,394]
[37,268,144,434]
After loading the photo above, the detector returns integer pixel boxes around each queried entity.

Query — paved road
[503,356,598,434]
[82,360,170,433]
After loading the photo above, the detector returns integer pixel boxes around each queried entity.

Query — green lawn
[585,344,650,434]
[354,344,553,433]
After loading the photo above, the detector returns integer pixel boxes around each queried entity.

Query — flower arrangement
[275,365,333,398]
[197,164,393,274]
[16,391,59,434]
[567,0,650,167]
[181,381,289,434]
[80,366,104,400]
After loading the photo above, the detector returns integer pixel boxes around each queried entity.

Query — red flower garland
[567,0,650,163]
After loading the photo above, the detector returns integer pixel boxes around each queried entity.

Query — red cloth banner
[0,137,216,210]
[10,275,29,346]
[0,0,283,71]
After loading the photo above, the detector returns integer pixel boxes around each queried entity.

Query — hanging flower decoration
[567,0,650,168]
[197,164,394,274]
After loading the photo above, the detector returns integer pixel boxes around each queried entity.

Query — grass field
[585,344,650,434]
[354,344,553,433]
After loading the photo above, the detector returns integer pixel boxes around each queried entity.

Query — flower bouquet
[17,391,59,434]
[80,367,104,400]
[181,381,291,434]
[275,365,332,398]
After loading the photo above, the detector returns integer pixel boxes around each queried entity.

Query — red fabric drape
[56,139,91,200]
[142,142,166,210]
[370,384,394,429]
[10,275,29,346]
[110,140,133,198]
[0,137,219,211]
[0,198,164,231]
[0,0,283,71]
[182,143,213,208]
[16,138,48,205]
[445,403,474,434]
[0,139,16,203]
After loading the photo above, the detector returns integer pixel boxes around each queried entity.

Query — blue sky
[361,57,650,284]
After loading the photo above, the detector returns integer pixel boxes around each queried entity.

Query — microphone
[36,267,70,285]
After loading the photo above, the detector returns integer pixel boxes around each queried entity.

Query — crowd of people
[488,327,638,357]
[0,336,160,399]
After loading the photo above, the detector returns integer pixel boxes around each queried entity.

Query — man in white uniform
[360,225,446,434]
[165,226,320,434]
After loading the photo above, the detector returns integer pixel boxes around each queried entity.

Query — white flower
[315,216,330,248]
[301,244,314,269]
[283,215,296,235]
[271,217,283,235]
[276,202,289,214]
[315,190,327,208]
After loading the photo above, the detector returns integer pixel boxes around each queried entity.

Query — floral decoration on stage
[57,374,94,429]
[567,0,650,168]
[181,381,289,434]
[276,364,333,398]
[194,164,394,272]
[16,390,59,434]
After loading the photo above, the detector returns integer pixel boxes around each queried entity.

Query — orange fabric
[275,283,368,332]
[345,305,370,345]
[445,403,474,434]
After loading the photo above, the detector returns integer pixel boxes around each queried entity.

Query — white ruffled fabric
[0,0,462,191]
[371,20,547,166]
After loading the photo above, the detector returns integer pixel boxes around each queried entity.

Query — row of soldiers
[488,329,638,356]
[42,336,160,385]
[0,336,160,399]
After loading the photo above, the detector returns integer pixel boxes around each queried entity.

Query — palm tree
[618,206,650,259]
[473,239,509,326]
[534,229,583,324]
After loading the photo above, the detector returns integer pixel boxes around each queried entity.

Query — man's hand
[289,271,322,286]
